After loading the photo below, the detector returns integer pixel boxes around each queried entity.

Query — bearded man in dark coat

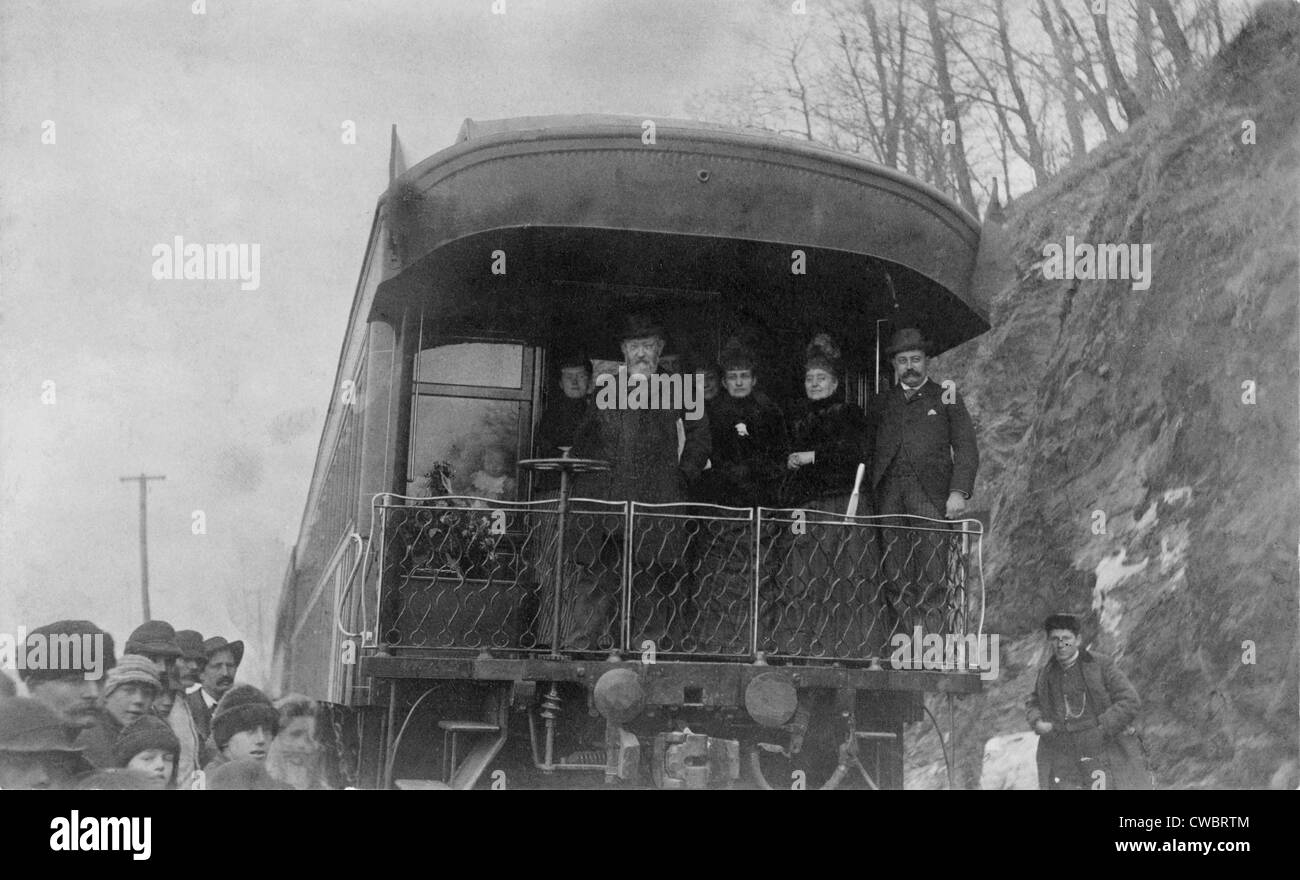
[556,314,711,652]
[1026,614,1153,790]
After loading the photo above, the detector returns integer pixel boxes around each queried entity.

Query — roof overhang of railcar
[370,116,989,355]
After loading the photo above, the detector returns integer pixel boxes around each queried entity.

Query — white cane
[844,462,866,520]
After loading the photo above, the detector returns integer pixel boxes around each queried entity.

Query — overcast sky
[0,0,790,687]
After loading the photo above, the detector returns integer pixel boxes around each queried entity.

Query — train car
[274,115,994,789]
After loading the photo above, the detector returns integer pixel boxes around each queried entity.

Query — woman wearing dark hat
[703,342,788,509]
[114,714,180,790]
[768,335,877,658]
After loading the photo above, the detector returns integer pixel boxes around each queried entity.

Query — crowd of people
[0,619,334,791]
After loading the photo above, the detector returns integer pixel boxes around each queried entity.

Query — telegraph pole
[120,473,165,622]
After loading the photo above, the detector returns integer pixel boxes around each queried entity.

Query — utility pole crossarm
[120,473,166,623]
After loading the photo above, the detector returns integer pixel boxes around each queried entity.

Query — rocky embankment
[910,2,1300,789]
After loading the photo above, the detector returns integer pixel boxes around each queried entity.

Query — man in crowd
[1026,613,1152,790]
[567,313,711,649]
[17,619,115,734]
[868,327,978,635]
[174,629,206,691]
[124,619,183,683]
[75,654,161,768]
[187,636,243,742]
[169,628,208,788]
[0,697,90,790]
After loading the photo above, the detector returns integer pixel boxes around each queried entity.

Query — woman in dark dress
[693,343,788,654]
[768,335,879,660]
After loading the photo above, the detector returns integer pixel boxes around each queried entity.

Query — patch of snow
[1162,486,1192,505]
[980,731,1039,790]
[1134,501,1159,532]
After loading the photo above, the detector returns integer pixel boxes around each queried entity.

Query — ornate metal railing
[375,496,982,665]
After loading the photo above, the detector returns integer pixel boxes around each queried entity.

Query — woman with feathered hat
[768,334,879,659]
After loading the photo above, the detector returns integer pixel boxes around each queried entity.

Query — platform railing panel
[375,497,982,666]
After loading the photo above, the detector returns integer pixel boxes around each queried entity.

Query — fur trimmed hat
[112,715,179,767]
[211,684,279,750]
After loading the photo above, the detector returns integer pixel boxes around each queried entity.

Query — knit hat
[112,715,179,767]
[0,697,84,753]
[124,620,182,659]
[102,654,161,698]
[207,758,293,791]
[211,685,279,749]
[18,620,115,684]
[174,630,206,661]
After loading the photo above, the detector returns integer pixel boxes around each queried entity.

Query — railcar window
[418,342,522,389]
[410,396,521,500]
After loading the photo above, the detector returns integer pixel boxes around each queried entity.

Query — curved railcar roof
[373,114,989,353]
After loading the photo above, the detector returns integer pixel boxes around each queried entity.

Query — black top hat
[202,636,245,666]
[618,313,666,343]
[885,327,935,358]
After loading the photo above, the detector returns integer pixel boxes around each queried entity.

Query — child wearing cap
[204,684,280,772]
[113,715,179,790]
[75,654,161,768]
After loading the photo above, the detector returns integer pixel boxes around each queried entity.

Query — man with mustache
[1026,613,1151,789]
[168,629,208,789]
[868,328,979,638]
[18,619,115,734]
[186,636,243,744]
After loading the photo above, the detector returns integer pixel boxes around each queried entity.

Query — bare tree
[1088,1,1146,122]
[1036,0,1089,156]
[923,0,979,214]
[1134,0,1157,104]
[1150,0,1195,77]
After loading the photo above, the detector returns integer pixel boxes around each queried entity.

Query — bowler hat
[202,636,245,666]
[618,313,666,343]
[19,619,115,684]
[124,620,182,659]
[174,630,206,661]
[211,685,279,750]
[0,697,84,754]
[885,327,934,358]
